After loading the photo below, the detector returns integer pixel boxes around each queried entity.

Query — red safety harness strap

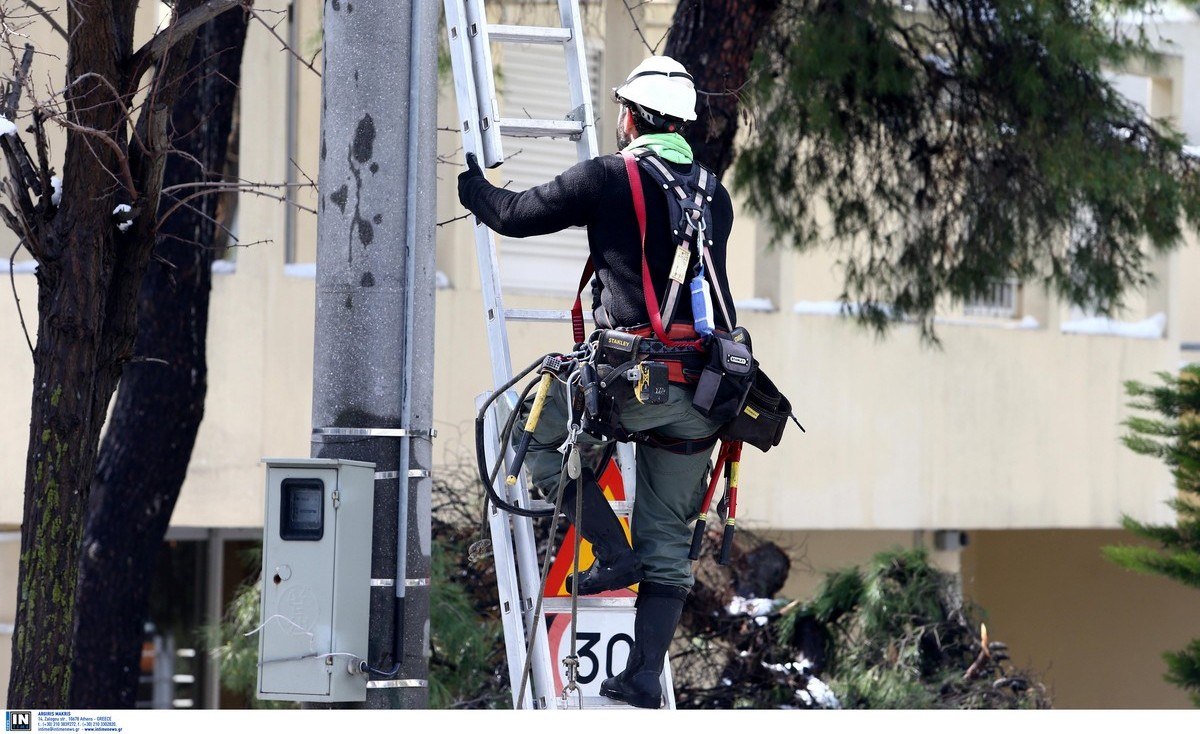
[570,257,595,344]
[571,152,706,349]
[623,151,703,349]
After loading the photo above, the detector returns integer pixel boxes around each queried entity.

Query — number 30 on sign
[546,612,634,697]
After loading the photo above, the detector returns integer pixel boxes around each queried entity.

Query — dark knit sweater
[458,153,737,330]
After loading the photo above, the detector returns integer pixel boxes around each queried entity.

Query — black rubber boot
[562,470,644,595]
[600,581,688,709]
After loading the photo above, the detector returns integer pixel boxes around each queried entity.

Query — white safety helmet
[612,55,697,131]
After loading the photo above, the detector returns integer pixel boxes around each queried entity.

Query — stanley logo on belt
[605,335,634,349]
[728,355,749,366]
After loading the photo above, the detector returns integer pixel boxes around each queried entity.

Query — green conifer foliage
[791,547,1051,708]
[1104,365,1200,705]
[734,0,1200,337]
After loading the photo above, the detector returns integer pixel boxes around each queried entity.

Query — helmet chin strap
[623,100,682,134]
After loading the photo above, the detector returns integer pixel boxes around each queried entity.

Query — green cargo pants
[517,381,721,589]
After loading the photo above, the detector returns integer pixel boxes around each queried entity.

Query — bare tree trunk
[6,0,239,707]
[664,0,781,176]
[8,0,136,705]
[13,259,117,706]
[71,13,248,708]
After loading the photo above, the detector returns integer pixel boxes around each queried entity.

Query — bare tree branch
[1,42,31,115]
[248,6,320,78]
[127,0,245,79]
[18,0,66,41]
[156,183,314,229]
[436,211,470,228]
[45,113,138,198]
[7,241,34,354]
[622,0,655,54]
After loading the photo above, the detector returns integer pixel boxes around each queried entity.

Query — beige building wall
[963,530,1199,709]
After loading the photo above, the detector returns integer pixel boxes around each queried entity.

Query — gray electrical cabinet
[257,458,375,702]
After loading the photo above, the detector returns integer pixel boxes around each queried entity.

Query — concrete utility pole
[311,2,439,708]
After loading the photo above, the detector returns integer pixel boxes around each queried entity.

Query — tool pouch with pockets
[597,329,642,366]
[692,334,755,424]
[722,368,793,452]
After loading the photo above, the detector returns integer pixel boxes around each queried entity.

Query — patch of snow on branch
[1184,145,1200,160]
[798,672,840,709]
[1061,312,1165,339]
[727,596,777,627]
[112,203,133,232]
[50,176,61,206]
[0,116,16,137]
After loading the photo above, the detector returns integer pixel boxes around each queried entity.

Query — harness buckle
[678,198,705,233]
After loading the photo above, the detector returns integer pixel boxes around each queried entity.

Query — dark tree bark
[663,0,781,177]
[6,0,243,707]
[70,12,248,708]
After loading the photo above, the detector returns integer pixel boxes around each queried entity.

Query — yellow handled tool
[506,372,554,486]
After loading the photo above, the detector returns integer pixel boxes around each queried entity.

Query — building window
[963,278,1020,319]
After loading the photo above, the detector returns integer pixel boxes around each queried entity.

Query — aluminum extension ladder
[442,0,675,710]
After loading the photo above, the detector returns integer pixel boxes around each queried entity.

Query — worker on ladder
[458,56,738,709]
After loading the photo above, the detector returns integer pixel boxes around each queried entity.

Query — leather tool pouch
[722,368,793,452]
[633,361,669,404]
[597,329,641,367]
[578,362,625,441]
[692,336,755,424]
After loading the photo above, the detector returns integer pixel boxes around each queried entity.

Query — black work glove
[457,152,484,208]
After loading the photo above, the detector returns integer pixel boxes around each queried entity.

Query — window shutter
[496,42,603,295]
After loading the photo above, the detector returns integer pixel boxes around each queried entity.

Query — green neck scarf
[624,132,693,164]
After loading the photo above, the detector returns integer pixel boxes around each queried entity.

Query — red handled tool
[717,441,743,566]
[688,441,733,560]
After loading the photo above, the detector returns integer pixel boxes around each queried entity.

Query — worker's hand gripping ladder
[443,0,674,710]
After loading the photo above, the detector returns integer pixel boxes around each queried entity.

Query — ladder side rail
[558,0,600,160]
[444,0,486,161]
[475,226,516,387]
[445,0,514,386]
[463,0,506,167]
[616,442,637,506]
[478,394,537,709]
[661,656,677,709]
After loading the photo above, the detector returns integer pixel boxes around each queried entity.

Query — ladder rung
[571,696,637,709]
[488,24,572,45]
[499,118,585,139]
[503,308,576,323]
[527,499,631,515]
[542,596,636,613]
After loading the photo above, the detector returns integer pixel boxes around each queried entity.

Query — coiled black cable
[475,349,624,520]
[475,354,560,518]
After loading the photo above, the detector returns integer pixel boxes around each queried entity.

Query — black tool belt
[586,326,798,454]
[632,430,721,456]
[596,328,707,385]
